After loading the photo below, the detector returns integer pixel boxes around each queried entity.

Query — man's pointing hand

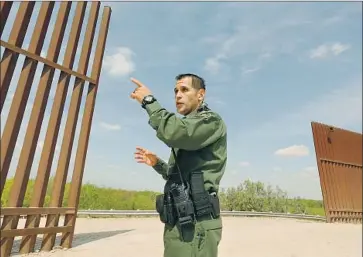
[130,77,153,104]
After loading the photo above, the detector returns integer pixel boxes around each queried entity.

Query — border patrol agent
[130,73,227,257]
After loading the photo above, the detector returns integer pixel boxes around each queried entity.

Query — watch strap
[142,95,156,109]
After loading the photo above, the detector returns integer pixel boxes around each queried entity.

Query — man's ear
[198,89,205,101]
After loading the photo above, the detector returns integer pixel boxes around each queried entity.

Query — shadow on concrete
[72,229,133,247]
[10,229,133,255]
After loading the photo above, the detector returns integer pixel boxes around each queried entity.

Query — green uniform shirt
[145,100,227,194]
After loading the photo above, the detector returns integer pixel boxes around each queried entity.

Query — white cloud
[273,167,282,172]
[309,44,329,59]
[331,43,351,55]
[201,13,316,75]
[309,42,350,59]
[241,67,260,75]
[245,78,362,138]
[100,122,121,131]
[290,79,361,131]
[204,58,220,74]
[200,3,357,76]
[259,52,272,59]
[322,16,344,26]
[274,145,310,157]
[204,54,226,74]
[103,47,135,77]
[239,161,250,167]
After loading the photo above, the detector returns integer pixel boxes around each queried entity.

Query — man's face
[174,77,204,115]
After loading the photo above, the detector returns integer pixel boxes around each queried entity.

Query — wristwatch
[141,95,156,109]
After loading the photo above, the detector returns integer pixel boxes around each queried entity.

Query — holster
[190,170,221,219]
[208,193,221,218]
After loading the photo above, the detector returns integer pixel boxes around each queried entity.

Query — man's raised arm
[145,101,225,151]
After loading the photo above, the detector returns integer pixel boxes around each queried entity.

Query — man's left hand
[130,78,153,104]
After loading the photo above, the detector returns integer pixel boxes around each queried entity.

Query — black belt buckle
[179,215,194,226]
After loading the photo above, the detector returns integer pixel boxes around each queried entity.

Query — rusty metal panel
[0,1,112,256]
[40,1,100,251]
[311,121,362,224]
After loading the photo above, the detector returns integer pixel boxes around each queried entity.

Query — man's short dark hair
[175,73,206,90]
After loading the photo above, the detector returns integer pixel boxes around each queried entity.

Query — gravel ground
[6,217,362,257]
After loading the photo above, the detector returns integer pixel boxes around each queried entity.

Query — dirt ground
[8,217,362,257]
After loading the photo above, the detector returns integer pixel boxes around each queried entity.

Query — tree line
[1,177,325,216]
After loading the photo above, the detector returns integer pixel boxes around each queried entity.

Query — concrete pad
[8,217,362,257]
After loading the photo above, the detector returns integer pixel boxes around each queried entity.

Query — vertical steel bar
[19,2,80,254]
[0,3,57,257]
[347,131,362,223]
[332,130,346,217]
[322,124,337,221]
[61,6,111,247]
[0,1,35,113]
[352,167,360,222]
[329,129,342,221]
[329,130,341,219]
[355,167,362,214]
[341,164,353,215]
[321,161,332,221]
[0,1,13,37]
[338,164,346,221]
[343,164,352,216]
[351,167,359,222]
[41,2,100,251]
[348,166,357,211]
[328,163,340,218]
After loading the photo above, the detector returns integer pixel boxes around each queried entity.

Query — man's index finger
[130,77,143,87]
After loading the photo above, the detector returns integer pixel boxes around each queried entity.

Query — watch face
[145,96,153,102]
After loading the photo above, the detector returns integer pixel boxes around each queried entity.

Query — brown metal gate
[0,1,111,256]
[311,121,362,223]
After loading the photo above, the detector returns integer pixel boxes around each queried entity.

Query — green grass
[305,207,326,216]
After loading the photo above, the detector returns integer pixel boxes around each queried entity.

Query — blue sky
[1,2,362,200]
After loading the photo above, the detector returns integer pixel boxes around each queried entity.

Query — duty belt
[155,148,221,242]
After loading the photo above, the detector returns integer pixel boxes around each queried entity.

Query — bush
[219,179,324,215]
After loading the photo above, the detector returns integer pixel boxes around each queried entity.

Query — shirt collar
[184,101,209,118]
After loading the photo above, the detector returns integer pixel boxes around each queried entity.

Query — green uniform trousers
[163,217,222,257]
